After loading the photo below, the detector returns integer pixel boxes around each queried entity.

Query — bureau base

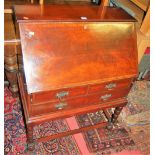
[18,73,128,151]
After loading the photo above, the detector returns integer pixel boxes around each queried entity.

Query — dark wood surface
[5,0,30,9]
[19,21,138,94]
[4,13,19,96]
[18,72,128,125]
[14,5,136,22]
[31,87,130,116]
[31,78,132,104]
[4,14,16,41]
[15,5,138,151]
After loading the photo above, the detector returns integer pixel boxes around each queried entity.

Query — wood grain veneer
[15,5,138,151]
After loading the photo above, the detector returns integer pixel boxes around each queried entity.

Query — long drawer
[30,87,130,116]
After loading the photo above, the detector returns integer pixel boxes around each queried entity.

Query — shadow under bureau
[14,4,138,151]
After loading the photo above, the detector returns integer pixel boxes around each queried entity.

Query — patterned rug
[4,81,149,155]
[121,80,150,155]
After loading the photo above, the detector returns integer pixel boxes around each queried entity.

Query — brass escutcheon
[56,91,69,99]
[101,94,112,101]
[55,102,68,110]
[105,83,116,89]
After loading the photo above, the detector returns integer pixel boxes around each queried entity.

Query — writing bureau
[14,4,138,150]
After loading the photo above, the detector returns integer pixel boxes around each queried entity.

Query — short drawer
[32,85,88,104]
[86,87,130,105]
[88,78,132,94]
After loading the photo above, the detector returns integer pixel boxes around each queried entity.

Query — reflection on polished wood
[15,5,138,151]
[14,5,135,22]
[19,22,137,94]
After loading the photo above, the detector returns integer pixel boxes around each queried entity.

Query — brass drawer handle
[55,102,68,110]
[56,91,69,99]
[105,83,116,89]
[101,94,112,101]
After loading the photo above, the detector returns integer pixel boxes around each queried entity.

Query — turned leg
[5,70,18,96]
[27,126,35,151]
[4,45,19,97]
[111,106,123,123]
[103,110,113,130]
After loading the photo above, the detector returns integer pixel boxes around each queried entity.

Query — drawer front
[86,87,130,105]
[32,85,88,104]
[88,78,132,94]
[31,96,88,116]
[31,87,130,116]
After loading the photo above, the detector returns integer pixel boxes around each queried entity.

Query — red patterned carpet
[4,81,149,155]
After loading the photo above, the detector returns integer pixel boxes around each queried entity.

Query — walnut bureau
[14,4,138,150]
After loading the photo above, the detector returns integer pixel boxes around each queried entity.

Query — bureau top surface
[19,21,138,94]
[14,4,136,22]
